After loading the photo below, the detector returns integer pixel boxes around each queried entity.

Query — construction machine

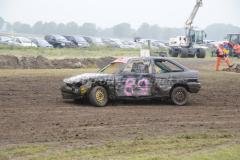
[169,0,207,58]
[225,33,240,57]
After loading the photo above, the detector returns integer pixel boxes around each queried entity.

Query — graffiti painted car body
[61,57,201,106]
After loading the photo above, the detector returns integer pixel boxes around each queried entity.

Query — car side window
[154,60,183,73]
[16,38,21,43]
[50,36,55,41]
[231,35,238,45]
[84,37,91,43]
[122,60,152,74]
[0,37,2,40]
[70,37,75,41]
[11,38,15,41]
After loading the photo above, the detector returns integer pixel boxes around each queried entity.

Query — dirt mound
[222,64,240,73]
[0,55,116,69]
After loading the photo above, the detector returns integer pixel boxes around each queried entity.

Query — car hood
[39,42,52,46]
[77,41,88,44]
[63,73,113,84]
[58,40,72,43]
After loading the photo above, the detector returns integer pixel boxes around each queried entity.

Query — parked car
[82,36,105,46]
[203,40,215,48]
[138,41,158,49]
[152,41,170,49]
[111,39,129,48]
[61,57,201,107]
[9,37,37,47]
[0,36,11,45]
[44,35,75,48]
[62,35,89,48]
[124,41,141,49]
[30,38,53,48]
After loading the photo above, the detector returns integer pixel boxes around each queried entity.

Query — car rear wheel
[56,45,61,48]
[179,48,188,58]
[170,87,188,106]
[90,86,108,107]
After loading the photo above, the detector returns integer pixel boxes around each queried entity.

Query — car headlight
[61,43,65,46]
[78,44,83,46]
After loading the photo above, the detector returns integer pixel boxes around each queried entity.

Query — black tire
[188,54,195,58]
[196,48,206,58]
[56,45,61,48]
[228,44,234,57]
[169,49,173,57]
[169,49,178,57]
[179,48,188,58]
[90,86,108,107]
[170,87,188,106]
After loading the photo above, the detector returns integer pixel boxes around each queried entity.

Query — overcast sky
[0,0,240,29]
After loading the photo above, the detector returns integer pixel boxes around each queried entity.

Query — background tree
[79,23,97,36]
[205,23,240,40]
[113,24,125,38]
[0,17,4,30]
[32,21,43,34]
[5,21,12,31]
[137,23,151,39]
[65,22,78,34]
[42,22,57,34]
[150,24,161,39]
[56,23,66,34]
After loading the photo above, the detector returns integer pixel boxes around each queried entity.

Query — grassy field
[0,44,225,60]
[0,132,239,160]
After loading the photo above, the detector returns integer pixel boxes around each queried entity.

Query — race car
[61,57,201,106]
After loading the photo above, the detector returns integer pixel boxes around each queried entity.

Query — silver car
[0,36,11,45]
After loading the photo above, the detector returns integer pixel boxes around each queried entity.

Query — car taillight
[135,45,137,47]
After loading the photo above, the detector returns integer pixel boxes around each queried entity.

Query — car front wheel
[90,86,108,107]
[170,87,188,106]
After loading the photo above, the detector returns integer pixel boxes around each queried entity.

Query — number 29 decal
[124,78,148,96]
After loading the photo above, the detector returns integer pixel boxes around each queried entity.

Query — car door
[14,38,22,46]
[69,36,76,45]
[115,59,154,97]
[49,36,56,45]
[152,59,184,96]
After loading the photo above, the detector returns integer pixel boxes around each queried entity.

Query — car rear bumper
[187,82,201,93]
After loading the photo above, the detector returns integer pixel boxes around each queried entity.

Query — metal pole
[148,40,151,56]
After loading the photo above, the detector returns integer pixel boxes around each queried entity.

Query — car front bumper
[187,82,201,93]
[61,85,89,99]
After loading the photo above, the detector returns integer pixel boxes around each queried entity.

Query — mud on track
[0,59,240,146]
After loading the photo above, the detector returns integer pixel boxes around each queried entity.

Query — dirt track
[0,59,240,146]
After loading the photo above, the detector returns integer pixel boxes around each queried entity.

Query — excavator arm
[185,0,203,44]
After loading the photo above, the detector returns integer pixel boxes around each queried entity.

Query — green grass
[1,133,238,160]
[0,144,53,160]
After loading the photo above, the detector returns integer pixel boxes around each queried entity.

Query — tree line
[0,17,239,40]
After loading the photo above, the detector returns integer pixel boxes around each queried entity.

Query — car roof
[62,35,84,37]
[227,33,240,35]
[113,57,189,70]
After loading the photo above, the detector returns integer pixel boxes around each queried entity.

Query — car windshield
[21,38,31,43]
[55,35,67,40]
[115,41,123,45]
[3,37,11,40]
[74,36,86,42]
[91,37,102,43]
[97,63,125,74]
